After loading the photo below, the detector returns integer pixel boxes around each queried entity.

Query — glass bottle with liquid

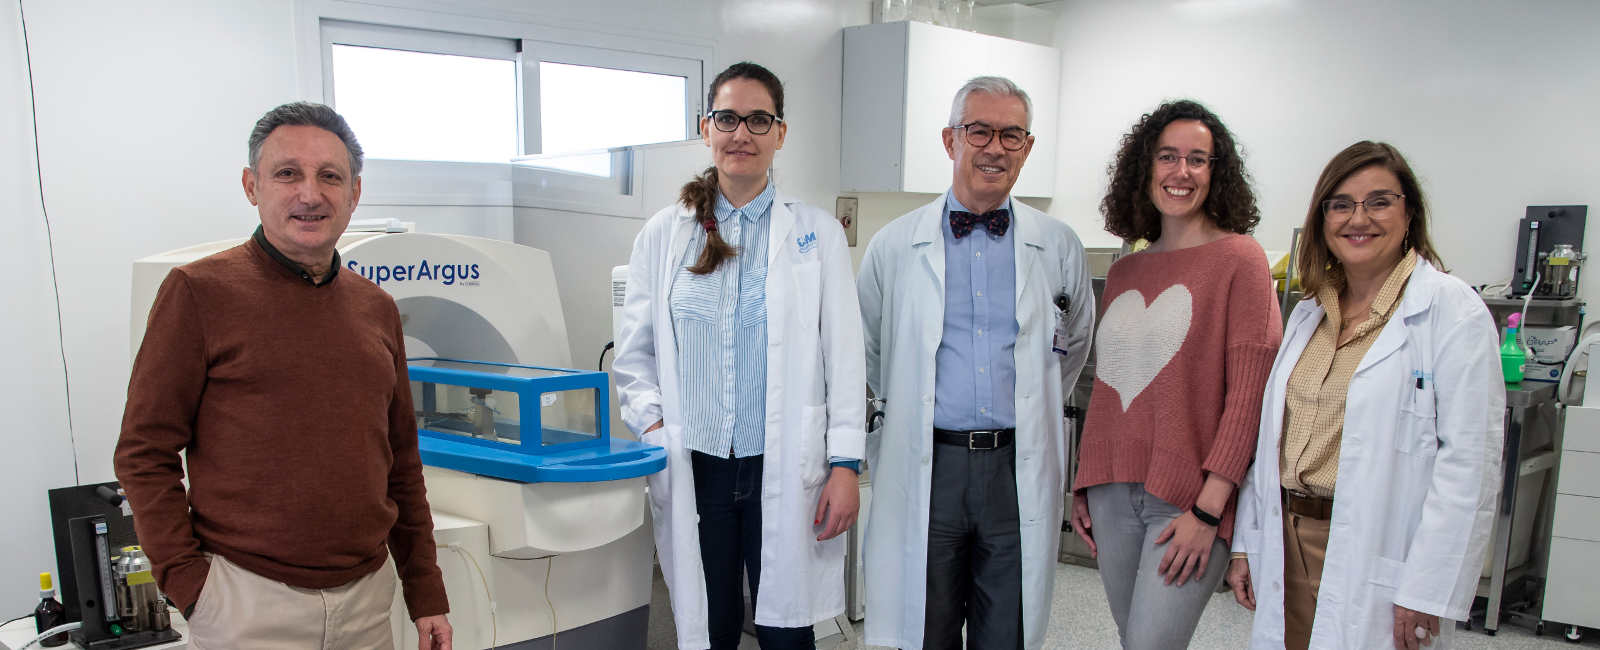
[34,572,68,647]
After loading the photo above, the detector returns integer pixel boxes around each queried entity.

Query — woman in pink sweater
[1070,100,1282,648]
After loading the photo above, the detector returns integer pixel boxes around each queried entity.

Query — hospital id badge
[1051,292,1072,356]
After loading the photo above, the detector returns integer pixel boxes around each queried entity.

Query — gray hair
[947,76,1032,130]
[247,102,364,176]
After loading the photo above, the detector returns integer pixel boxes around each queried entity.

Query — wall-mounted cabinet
[841,21,1059,197]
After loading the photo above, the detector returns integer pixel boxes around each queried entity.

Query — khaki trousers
[185,553,397,650]
[1283,510,1331,650]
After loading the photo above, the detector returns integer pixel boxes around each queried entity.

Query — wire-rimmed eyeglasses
[1154,151,1219,170]
[952,122,1030,151]
[707,110,783,135]
[1322,192,1405,219]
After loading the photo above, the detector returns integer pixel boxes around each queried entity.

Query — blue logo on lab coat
[797,232,817,254]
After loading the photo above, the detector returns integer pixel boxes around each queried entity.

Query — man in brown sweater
[114,102,452,649]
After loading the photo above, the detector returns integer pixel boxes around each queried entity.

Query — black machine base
[70,628,181,650]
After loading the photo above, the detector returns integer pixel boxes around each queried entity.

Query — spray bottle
[1501,313,1527,384]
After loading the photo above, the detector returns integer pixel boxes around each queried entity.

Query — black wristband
[1191,504,1221,527]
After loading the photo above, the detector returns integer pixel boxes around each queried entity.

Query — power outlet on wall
[836,196,859,247]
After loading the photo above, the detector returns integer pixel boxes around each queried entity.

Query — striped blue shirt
[671,185,774,458]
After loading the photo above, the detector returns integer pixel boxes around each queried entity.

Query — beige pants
[185,553,397,650]
[1283,511,1331,650]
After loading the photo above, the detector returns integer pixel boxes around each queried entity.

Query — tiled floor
[649,562,1594,649]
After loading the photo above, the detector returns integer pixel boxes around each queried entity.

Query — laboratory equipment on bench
[1511,205,1587,299]
[133,232,665,650]
[45,483,179,650]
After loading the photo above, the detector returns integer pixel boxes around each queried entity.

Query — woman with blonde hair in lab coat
[611,61,865,650]
[1070,99,1282,649]
[1225,141,1504,650]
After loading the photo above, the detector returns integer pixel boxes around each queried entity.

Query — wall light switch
[836,196,859,247]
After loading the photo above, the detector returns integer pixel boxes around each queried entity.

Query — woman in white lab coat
[611,62,865,650]
[1226,141,1504,650]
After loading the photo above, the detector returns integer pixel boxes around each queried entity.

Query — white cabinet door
[842,21,1060,197]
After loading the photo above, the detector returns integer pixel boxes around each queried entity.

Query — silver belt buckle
[968,430,997,450]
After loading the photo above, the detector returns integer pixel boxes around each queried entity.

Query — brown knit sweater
[114,232,447,619]
[1073,234,1282,542]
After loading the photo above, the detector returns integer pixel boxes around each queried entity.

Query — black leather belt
[1283,488,1334,520]
[933,427,1015,450]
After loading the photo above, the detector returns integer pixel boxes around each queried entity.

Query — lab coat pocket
[800,404,829,488]
[790,260,823,317]
[865,409,884,472]
[1370,557,1405,589]
[641,428,672,515]
[1397,375,1439,456]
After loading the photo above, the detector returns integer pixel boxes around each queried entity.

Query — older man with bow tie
[856,76,1095,650]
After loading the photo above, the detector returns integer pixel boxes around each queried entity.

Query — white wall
[1,1,77,615]
[25,0,303,487]
[1049,0,1600,291]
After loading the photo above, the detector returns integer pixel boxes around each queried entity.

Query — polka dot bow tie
[949,208,1010,238]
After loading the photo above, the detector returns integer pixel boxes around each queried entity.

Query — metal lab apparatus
[63,521,179,649]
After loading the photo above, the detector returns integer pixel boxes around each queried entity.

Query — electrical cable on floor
[446,543,496,650]
[17,0,81,485]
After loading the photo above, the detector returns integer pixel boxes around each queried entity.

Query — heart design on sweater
[1096,285,1193,411]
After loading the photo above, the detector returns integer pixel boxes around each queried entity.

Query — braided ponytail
[682,165,738,274]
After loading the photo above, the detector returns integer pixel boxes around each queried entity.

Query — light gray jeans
[1086,482,1229,650]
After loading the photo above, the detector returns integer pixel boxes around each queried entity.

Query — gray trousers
[923,440,1022,650]
[1086,483,1228,650]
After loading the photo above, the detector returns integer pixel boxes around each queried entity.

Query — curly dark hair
[1100,99,1260,243]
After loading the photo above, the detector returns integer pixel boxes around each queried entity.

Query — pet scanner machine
[132,229,665,649]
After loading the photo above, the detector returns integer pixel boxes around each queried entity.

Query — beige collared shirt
[1280,252,1419,496]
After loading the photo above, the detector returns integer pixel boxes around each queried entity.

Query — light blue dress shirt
[933,193,1019,430]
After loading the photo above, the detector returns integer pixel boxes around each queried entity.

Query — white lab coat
[1233,259,1504,649]
[611,193,866,650]
[856,193,1094,650]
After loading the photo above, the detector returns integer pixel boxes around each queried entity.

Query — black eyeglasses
[707,110,783,135]
[952,122,1030,151]
[1154,151,1219,170]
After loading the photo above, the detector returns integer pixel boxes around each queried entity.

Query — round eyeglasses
[707,110,782,135]
[952,122,1030,151]
[1322,192,1405,219]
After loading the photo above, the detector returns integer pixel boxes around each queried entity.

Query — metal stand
[1475,382,1559,634]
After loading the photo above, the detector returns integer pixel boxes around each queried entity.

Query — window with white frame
[320,20,702,178]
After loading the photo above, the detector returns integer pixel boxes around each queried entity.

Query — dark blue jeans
[690,451,816,650]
